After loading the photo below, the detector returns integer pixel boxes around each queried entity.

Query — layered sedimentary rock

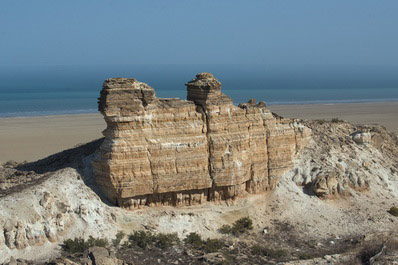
[92,73,311,208]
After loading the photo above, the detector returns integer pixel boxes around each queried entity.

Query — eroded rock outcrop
[291,120,398,198]
[92,73,311,208]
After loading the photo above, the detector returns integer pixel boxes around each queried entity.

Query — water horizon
[1,64,398,118]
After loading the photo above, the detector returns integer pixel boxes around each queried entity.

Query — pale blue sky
[1,0,397,66]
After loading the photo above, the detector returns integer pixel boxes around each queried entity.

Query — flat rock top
[186,72,222,90]
[103,78,154,90]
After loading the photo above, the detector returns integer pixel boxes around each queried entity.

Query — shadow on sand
[16,138,113,206]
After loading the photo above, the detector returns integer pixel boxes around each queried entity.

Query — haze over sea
[1,64,398,118]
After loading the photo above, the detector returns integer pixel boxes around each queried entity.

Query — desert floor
[0,101,397,163]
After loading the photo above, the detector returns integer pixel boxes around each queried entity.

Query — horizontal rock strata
[92,73,311,208]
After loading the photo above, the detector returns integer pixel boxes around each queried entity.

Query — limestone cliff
[92,73,311,208]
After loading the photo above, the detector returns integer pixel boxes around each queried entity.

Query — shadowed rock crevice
[92,73,312,208]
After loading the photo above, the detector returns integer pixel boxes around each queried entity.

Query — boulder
[352,131,371,144]
[86,247,122,265]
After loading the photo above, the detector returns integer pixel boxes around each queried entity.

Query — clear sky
[1,0,398,66]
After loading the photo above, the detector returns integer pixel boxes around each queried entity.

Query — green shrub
[331,118,344,123]
[218,217,253,236]
[389,206,398,216]
[218,225,232,234]
[184,233,225,253]
[62,238,88,253]
[251,244,266,255]
[250,244,287,259]
[61,236,108,253]
[86,236,108,248]
[267,248,288,259]
[128,231,179,250]
[184,232,203,247]
[128,231,154,249]
[153,233,179,249]
[112,231,125,247]
[202,238,225,253]
[231,217,253,235]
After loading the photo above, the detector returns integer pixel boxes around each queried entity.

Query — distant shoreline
[1,101,397,163]
[1,99,398,119]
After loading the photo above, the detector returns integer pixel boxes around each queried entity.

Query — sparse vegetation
[389,206,398,216]
[231,217,253,235]
[298,253,316,260]
[183,232,225,253]
[128,231,154,249]
[61,236,108,253]
[112,231,126,247]
[128,231,153,249]
[218,224,232,234]
[127,231,179,250]
[202,238,225,253]
[184,232,203,247]
[315,119,327,125]
[218,217,253,236]
[154,233,180,249]
[251,244,288,259]
[331,118,344,123]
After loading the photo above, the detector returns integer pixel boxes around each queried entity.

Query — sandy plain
[0,101,397,163]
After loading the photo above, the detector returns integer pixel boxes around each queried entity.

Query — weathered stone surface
[93,73,311,207]
[86,246,122,265]
[313,174,338,197]
[352,131,372,144]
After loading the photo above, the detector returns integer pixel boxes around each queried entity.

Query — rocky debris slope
[0,165,117,263]
[291,120,398,198]
[92,73,311,208]
[0,140,116,264]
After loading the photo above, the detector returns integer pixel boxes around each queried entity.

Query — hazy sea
[1,64,398,118]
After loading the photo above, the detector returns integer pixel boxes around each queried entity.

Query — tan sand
[0,102,397,163]
[0,113,105,163]
[269,102,398,133]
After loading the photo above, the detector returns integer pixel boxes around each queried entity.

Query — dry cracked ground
[1,119,398,265]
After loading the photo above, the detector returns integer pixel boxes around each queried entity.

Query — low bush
[128,231,153,249]
[218,225,232,235]
[202,238,225,253]
[184,232,203,247]
[331,118,344,123]
[231,217,253,235]
[219,217,253,236]
[184,233,225,253]
[153,233,179,250]
[251,244,287,259]
[61,236,108,253]
[251,244,266,256]
[112,231,125,247]
[128,231,179,250]
[389,206,398,216]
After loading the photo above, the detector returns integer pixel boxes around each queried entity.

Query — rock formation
[92,73,311,208]
[2,88,398,263]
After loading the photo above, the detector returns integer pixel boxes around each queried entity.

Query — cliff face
[92,73,311,208]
